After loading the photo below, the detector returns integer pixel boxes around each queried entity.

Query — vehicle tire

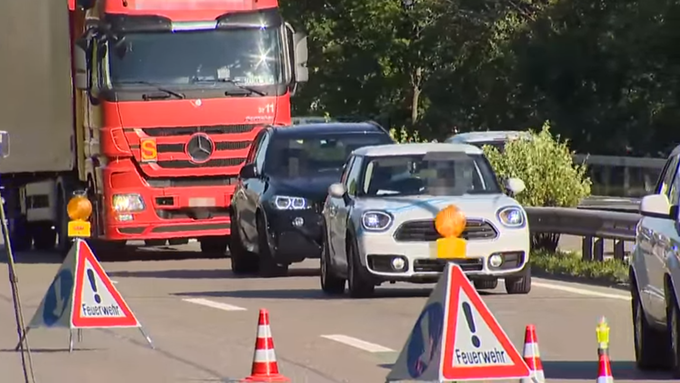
[347,235,374,298]
[144,239,167,246]
[320,227,345,295]
[168,238,189,246]
[474,279,498,290]
[229,218,258,275]
[32,223,57,250]
[55,187,72,257]
[9,216,32,252]
[257,215,288,278]
[668,288,680,377]
[632,281,671,370]
[199,237,228,257]
[3,189,32,252]
[505,264,531,294]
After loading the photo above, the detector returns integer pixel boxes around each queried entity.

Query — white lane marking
[532,281,631,301]
[182,298,247,311]
[321,334,394,353]
[111,280,118,284]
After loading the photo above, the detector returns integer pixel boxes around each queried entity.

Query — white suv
[319,143,531,298]
[631,147,680,377]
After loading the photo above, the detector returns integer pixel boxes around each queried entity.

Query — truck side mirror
[0,131,10,158]
[74,38,89,90]
[293,33,309,83]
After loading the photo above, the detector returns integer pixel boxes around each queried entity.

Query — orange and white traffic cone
[596,351,614,383]
[520,324,544,383]
[242,309,290,382]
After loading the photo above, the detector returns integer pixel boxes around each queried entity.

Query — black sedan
[229,122,395,277]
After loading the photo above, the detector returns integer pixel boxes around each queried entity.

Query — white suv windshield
[359,152,501,196]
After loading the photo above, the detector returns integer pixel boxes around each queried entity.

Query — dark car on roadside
[229,122,396,277]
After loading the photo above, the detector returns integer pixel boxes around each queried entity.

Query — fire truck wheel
[168,238,189,246]
[32,222,57,250]
[199,237,228,257]
[144,239,167,246]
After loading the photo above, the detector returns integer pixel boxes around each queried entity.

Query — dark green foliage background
[281,0,680,156]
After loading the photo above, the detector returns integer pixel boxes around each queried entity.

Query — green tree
[484,122,592,250]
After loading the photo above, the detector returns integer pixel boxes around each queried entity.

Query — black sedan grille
[393,219,498,242]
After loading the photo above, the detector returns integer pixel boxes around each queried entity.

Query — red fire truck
[0,0,308,255]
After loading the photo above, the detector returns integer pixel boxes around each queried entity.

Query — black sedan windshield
[265,134,391,178]
[109,27,283,87]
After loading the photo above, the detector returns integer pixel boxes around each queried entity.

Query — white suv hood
[355,194,521,220]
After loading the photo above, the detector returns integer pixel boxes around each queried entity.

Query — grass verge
[530,250,629,288]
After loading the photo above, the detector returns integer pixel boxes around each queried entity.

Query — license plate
[434,237,467,259]
[189,197,215,207]
[68,220,91,238]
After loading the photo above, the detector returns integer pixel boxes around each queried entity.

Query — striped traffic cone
[596,351,614,383]
[520,325,544,383]
[242,309,290,382]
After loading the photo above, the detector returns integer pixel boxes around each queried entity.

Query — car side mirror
[329,182,353,205]
[239,163,258,179]
[640,194,672,219]
[329,183,351,205]
[504,178,525,196]
[329,183,346,198]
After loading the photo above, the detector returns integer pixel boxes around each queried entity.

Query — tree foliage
[281,0,680,156]
[484,122,591,208]
[483,122,592,250]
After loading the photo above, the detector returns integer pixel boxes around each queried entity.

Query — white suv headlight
[497,206,525,228]
[112,194,145,212]
[361,211,393,231]
[272,195,310,210]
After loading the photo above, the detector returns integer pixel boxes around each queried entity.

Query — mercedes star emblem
[186,133,214,163]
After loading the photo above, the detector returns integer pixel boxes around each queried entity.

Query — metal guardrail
[524,154,659,261]
[574,154,666,169]
[525,206,640,261]
[575,154,665,198]
[579,195,640,212]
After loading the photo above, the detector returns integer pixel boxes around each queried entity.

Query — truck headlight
[362,211,393,231]
[272,195,310,210]
[112,194,145,212]
[497,206,525,228]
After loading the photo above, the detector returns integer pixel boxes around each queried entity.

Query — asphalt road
[0,242,666,383]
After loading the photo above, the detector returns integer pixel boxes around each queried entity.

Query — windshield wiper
[190,77,267,96]
[117,80,186,100]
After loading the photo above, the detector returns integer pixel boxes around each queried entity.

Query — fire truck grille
[141,124,258,137]
[156,158,247,169]
[156,141,251,153]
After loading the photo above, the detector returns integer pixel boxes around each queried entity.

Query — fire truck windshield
[108,27,283,91]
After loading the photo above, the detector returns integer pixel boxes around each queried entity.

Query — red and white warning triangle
[71,240,139,328]
[27,239,140,329]
[386,264,530,382]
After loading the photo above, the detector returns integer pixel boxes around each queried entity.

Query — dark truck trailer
[0,0,80,252]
